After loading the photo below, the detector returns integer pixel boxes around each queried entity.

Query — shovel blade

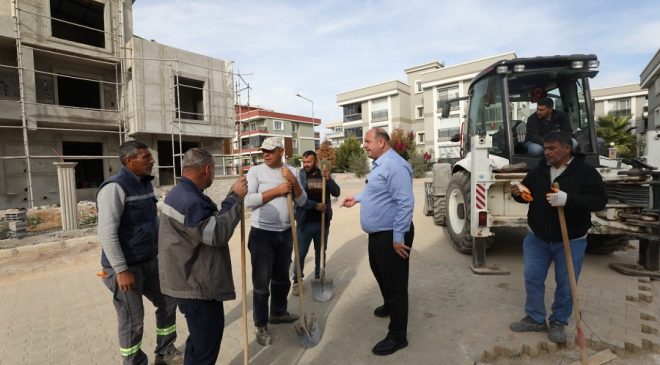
[311,277,334,302]
[293,314,322,348]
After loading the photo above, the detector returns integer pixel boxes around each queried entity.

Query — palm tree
[596,113,636,158]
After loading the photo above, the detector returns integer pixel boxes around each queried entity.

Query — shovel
[288,193,322,348]
[312,174,333,302]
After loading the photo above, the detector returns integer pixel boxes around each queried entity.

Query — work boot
[548,320,567,343]
[154,348,184,365]
[269,312,300,324]
[292,282,300,297]
[510,316,547,332]
[256,326,272,346]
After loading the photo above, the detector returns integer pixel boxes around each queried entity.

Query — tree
[596,114,637,158]
[390,129,416,160]
[335,137,364,172]
[316,140,336,169]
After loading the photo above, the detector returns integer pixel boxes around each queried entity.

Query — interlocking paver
[1,180,659,364]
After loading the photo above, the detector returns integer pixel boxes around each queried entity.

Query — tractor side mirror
[440,103,450,118]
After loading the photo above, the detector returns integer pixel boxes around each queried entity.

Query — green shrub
[335,137,363,171]
[409,153,428,178]
[348,153,369,178]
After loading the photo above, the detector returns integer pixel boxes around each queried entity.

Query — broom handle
[240,168,249,365]
[320,175,327,276]
[288,194,307,313]
[554,183,588,365]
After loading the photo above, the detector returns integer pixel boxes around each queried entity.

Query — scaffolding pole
[13,0,35,208]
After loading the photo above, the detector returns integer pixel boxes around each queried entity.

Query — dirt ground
[1,202,97,235]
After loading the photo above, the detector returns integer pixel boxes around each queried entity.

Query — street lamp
[296,93,314,122]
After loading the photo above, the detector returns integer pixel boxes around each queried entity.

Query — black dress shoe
[372,337,408,356]
[373,305,389,318]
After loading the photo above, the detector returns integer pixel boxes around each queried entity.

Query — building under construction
[0,0,238,209]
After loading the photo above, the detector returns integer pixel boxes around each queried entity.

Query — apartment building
[0,0,235,208]
[336,52,517,160]
[336,80,412,143]
[236,105,320,166]
[640,48,660,167]
[592,83,647,130]
[324,120,345,146]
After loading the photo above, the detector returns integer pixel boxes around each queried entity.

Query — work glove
[512,181,533,202]
[546,187,567,207]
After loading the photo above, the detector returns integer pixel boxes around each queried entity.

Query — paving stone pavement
[0,179,659,364]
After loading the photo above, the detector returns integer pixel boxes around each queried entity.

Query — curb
[0,234,100,260]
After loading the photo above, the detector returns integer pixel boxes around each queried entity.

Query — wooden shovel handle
[239,168,248,365]
[553,182,588,365]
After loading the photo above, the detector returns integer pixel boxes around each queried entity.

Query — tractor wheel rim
[448,189,466,234]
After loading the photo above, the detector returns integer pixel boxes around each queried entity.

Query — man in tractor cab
[524,97,572,156]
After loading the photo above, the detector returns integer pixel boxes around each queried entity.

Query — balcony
[610,109,632,118]
[371,110,388,122]
[437,128,461,142]
[240,128,269,137]
[437,94,460,112]
[327,130,345,138]
[343,113,362,122]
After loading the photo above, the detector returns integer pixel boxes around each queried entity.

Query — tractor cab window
[467,75,506,156]
[507,75,593,155]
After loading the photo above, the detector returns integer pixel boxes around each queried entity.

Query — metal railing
[343,113,362,122]
[371,109,388,122]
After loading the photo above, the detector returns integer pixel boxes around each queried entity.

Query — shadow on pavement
[226,233,367,365]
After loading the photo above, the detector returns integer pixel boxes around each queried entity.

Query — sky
[132,0,660,132]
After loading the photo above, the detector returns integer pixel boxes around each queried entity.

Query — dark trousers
[368,223,414,342]
[248,227,293,327]
[101,257,178,365]
[176,299,224,365]
[292,220,330,281]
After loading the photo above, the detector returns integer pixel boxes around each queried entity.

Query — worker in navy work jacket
[342,127,415,356]
[97,140,182,365]
[158,148,247,365]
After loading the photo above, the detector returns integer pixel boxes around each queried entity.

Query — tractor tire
[445,171,473,254]
[433,196,446,226]
[586,234,629,255]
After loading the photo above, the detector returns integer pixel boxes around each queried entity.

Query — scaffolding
[1,0,247,208]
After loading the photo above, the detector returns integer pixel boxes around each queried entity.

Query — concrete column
[54,162,78,231]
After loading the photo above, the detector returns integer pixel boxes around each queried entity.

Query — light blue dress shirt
[355,149,414,243]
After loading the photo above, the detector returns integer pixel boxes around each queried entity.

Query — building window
[416,105,424,119]
[343,103,362,122]
[437,85,460,113]
[608,98,631,117]
[438,127,461,141]
[415,80,423,93]
[292,139,298,149]
[62,141,104,189]
[175,76,204,120]
[273,120,284,131]
[157,140,200,185]
[345,126,363,139]
[371,97,388,121]
[416,132,425,144]
[56,74,102,109]
[292,123,298,132]
[50,0,105,48]
[655,77,660,96]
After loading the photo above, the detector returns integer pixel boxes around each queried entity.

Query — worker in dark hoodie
[509,131,607,344]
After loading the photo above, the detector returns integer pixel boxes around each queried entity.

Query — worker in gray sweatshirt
[97,140,182,365]
[244,136,307,346]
